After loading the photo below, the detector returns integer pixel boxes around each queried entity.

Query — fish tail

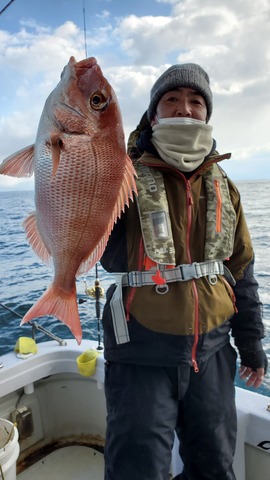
[21,283,82,344]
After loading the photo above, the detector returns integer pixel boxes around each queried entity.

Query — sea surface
[0,182,270,396]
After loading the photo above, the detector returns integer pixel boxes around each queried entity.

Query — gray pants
[104,343,237,480]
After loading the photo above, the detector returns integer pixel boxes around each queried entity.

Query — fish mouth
[75,57,98,74]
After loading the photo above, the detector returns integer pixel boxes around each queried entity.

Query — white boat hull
[0,339,269,479]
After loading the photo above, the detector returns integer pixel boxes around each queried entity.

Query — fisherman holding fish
[101,64,268,480]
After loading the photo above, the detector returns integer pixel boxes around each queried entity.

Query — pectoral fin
[50,134,62,177]
[0,145,35,177]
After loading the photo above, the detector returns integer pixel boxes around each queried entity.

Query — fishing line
[83,0,88,58]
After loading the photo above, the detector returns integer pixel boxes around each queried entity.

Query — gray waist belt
[110,261,235,345]
[121,260,235,287]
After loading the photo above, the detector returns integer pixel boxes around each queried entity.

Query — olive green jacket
[101,151,264,367]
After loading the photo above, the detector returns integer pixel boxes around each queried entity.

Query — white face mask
[151,121,213,172]
[157,117,206,126]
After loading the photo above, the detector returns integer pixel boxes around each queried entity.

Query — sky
[0,0,269,190]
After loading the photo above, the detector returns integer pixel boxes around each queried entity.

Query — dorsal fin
[77,155,137,276]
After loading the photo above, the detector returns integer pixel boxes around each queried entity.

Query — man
[101,63,267,480]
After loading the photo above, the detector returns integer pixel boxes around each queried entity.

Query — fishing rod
[0,302,66,346]
[0,0,15,16]
[94,263,104,351]
[84,263,104,351]
[0,269,105,349]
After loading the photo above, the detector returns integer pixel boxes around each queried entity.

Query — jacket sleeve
[100,214,128,273]
[226,179,267,371]
[230,257,264,342]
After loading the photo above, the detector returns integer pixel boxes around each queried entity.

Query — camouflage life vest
[135,161,236,265]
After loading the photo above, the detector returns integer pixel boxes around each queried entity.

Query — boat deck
[17,445,104,479]
[1,340,269,480]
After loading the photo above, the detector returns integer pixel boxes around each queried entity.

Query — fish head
[45,56,124,145]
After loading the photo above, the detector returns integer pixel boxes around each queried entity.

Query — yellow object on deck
[14,337,37,355]
[76,350,99,377]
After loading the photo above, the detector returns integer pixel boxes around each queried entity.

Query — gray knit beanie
[147,63,213,122]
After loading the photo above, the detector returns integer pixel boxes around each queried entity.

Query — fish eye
[90,91,108,110]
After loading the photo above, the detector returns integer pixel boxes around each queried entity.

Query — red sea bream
[0,56,137,343]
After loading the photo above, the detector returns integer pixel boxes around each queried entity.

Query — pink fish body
[0,56,137,343]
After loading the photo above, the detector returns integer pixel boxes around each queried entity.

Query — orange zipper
[214,178,222,233]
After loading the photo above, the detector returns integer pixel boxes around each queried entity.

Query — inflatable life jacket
[110,161,237,344]
[135,161,236,265]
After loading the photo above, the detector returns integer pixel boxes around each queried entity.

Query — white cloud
[0,0,270,190]
[0,21,85,74]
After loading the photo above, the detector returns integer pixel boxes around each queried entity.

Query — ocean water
[0,182,269,396]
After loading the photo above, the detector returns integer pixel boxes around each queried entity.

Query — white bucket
[0,418,20,480]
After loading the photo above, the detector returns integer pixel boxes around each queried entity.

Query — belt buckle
[180,263,200,281]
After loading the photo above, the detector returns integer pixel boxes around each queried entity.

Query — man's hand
[239,365,265,388]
